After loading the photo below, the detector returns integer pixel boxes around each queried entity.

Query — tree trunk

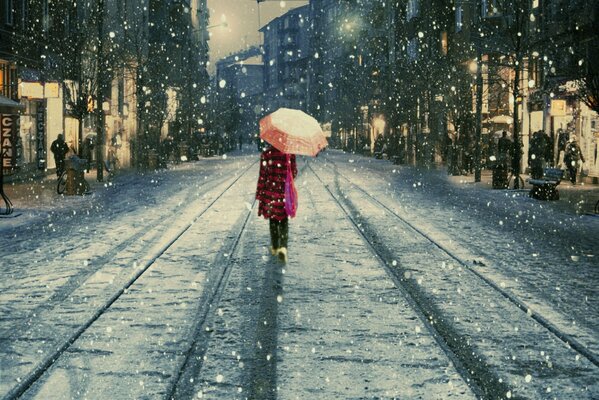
[512,59,522,188]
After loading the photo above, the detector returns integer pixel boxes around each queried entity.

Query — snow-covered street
[1,149,598,399]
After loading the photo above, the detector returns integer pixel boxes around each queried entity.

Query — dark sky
[207,0,308,72]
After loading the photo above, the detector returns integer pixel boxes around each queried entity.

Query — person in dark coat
[497,131,512,169]
[256,145,297,263]
[528,131,548,179]
[80,137,93,172]
[564,135,585,184]
[50,134,69,177]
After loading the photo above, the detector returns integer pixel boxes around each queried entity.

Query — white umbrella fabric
[259,108,328,156]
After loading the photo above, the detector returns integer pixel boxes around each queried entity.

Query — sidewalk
[444,168,599,215]
[0,170,125,231]
[0,147,258,229]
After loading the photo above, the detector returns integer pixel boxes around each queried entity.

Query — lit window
[440,31,448,55]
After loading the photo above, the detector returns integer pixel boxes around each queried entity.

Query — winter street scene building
[1,1,598,399]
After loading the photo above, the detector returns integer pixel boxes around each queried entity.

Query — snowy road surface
[0,149,597,399]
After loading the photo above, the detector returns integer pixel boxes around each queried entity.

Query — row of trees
[314,0,598,178]
[11,0,209,173]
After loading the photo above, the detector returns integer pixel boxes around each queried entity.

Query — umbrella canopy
[260,108,328,156]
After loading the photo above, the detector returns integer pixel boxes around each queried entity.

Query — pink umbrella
[259,108,328,156]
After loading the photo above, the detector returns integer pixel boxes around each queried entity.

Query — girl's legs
[279,218,289,249]
[269,217,289,249]
[269,218,280,249]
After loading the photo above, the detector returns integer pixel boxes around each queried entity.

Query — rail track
[0,160,257,340]
[2,161,258,400]
[309,159,599,399]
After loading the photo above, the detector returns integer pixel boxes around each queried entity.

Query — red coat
[256,146,297,221]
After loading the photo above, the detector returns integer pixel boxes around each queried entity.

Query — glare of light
[468,60,478,74]
[528,80,535,88]
[372,116,386,132]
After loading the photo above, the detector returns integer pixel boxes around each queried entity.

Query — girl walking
[255,144,297,263]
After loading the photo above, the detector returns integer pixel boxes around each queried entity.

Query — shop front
[1,94,25,214]
[17,78,64,176]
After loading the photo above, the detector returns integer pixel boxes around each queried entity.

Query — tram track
[309,159,599,399]
[2,161,259,400]
[167,160,311,400]
[318,156,599,369]
[308,163,492,399]
[0,160,257,340]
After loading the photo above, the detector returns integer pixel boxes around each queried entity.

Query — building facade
[216,46,264,146]
[0,0,211,176]
[261,5,311,114]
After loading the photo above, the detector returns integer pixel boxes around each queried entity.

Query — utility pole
[95,0,106,182]
[510,0,529,190]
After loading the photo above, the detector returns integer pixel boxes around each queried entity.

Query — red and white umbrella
[259,108,328,156]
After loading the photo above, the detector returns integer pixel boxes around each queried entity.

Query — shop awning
[0,95,25,114]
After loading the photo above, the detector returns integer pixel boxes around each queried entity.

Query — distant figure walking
[497,131,512,169]
[564,135,585,184]
[528,130,549,179]
[50,134,69,177]
[256,145,297,263]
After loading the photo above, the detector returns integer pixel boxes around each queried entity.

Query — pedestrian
[497,131,512,169]
[81,137,93,172]
[50,134,69,177]
[528,131,547,179]
[557,128,569,166]
[564,135,585,184]
[255,144,298,263]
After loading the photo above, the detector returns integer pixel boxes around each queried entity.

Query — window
[407,0,419,21]
[0,64,5,96]
[440,31,448,55]
[532,0,539,8]
[118,76,125,114]
[5,0,14,26]
[407,37,419,61]
[42,0,49,32]
[481,0,499,17]
[20,0,28,30]
[455,3,463,32]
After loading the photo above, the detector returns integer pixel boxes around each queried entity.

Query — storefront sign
[1,114,19,174]
[36,100,46,169]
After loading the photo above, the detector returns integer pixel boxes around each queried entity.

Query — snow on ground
[1,148,598,399]
[313,152,599,398]
[317,151,599,360]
